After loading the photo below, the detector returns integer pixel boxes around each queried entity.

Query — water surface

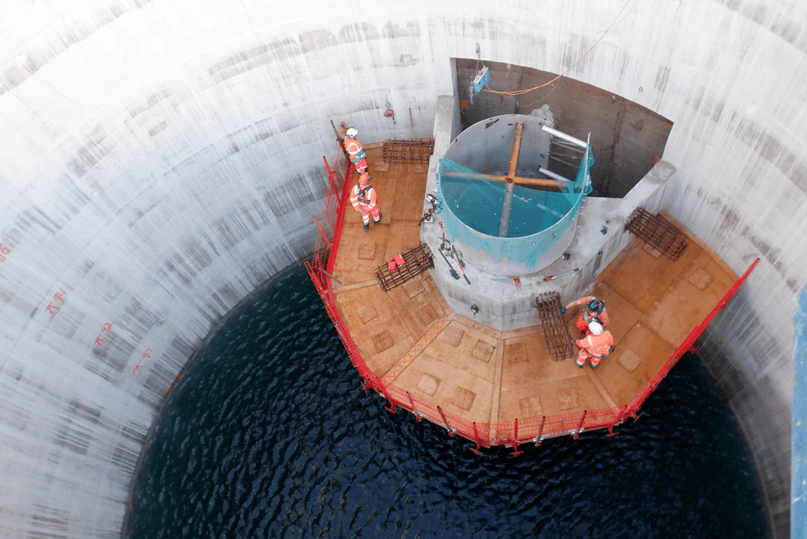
[128,263,769,538]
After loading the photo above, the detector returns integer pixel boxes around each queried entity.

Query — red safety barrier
[306,148,761,454]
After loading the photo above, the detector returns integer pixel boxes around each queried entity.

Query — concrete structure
[0,1,802,537]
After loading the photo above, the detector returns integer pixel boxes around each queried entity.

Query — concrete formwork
[0,0,803,537]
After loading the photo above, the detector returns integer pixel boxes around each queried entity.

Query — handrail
[306,147,760,453]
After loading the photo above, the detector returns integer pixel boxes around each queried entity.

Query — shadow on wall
[455,59,673,199]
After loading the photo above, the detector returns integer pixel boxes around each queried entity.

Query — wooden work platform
[330,147,739,434]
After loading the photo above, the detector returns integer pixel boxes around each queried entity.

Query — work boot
[364,223,369,232]
[374,213,382,224]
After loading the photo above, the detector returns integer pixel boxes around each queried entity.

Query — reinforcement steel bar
[374,243,434,292]
[382,138,435,164]
[625,208,690,261]
[535,292,576,361]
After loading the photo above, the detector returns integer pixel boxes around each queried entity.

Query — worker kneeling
[575,320,613,368]
[350,174,382,232]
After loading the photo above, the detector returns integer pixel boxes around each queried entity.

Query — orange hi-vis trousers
[359,205,380,225]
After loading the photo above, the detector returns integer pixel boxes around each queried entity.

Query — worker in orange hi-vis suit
[343,127,368,175]
[575,320,614,368]
[563,296,609,334]
[350,174,382,232]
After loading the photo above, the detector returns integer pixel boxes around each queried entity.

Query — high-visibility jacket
[575,331,614,358]
[344,136,366,162]
[573,295,609,329]
[350,183,377,210]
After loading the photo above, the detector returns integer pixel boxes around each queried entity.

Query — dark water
[127,263,770,539]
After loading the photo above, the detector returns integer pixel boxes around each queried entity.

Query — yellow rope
[482,0,640,97]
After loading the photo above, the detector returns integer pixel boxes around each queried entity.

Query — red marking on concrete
[45,303,59,315]
[93,335,104,346]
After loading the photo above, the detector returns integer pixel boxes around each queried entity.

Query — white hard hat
[588,320,604,335]
[346,127,358,137]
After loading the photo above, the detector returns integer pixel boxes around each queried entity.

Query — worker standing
[343,127,368,175]
[575,320,613,368]
[350,173,382,232]
[562,296,609,335]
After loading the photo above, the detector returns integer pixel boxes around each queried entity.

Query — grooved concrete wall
[0,1,802,537]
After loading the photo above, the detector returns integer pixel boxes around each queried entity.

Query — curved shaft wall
[0,1,802,536]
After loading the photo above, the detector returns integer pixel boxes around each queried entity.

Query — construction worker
[562,296,609,334]
[343,127,368,175]
[575,320,613,368]
[350,173,382,231]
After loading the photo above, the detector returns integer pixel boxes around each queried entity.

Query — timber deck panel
[330,146,739,433]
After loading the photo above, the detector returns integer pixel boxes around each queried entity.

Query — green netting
[437,145,593,268]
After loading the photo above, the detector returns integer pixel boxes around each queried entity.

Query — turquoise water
[127,263,770,538]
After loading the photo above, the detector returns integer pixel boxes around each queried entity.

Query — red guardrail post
[534,416,546,447]
[470,422,483,455]
[406,392,421,422]
[437,406,455,437]
[573,410,587,440]
[511,418,523,456]
[607,405,628,437]
[382,390,398,414]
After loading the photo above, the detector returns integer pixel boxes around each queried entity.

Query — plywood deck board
[499,334,585,391]
[585,282,644,343]
[642,252,735,346]
[455,315,503,340]
[326,153,741,440]
[334,284,415,376]
[603,237,700,311]
[595,323,675,404]
[413,322,499,382]
[391,167,430,221]
[392,359,494,422]
[386,279,450,341]
[364,335,416,376]
[499,375,610,421]
[382,220,423,264]
[332,223,389,284]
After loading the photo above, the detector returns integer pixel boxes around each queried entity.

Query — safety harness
[356,184,373,205]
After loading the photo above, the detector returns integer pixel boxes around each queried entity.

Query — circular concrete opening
[437,113,592,274]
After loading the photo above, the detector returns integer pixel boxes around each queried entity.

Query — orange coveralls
[575,330,614,367]
[343,136,367,174]
[350,182,380,226]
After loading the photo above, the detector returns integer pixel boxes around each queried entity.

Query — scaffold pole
[470,422,483,455]
[535,416,546,447]
[511,418,523,456]
[437,406,454,437]
[573,410,587,440]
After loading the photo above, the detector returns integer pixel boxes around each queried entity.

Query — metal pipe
[541,125,588,149]
[500,122,525,237]
[538,166,573,184]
